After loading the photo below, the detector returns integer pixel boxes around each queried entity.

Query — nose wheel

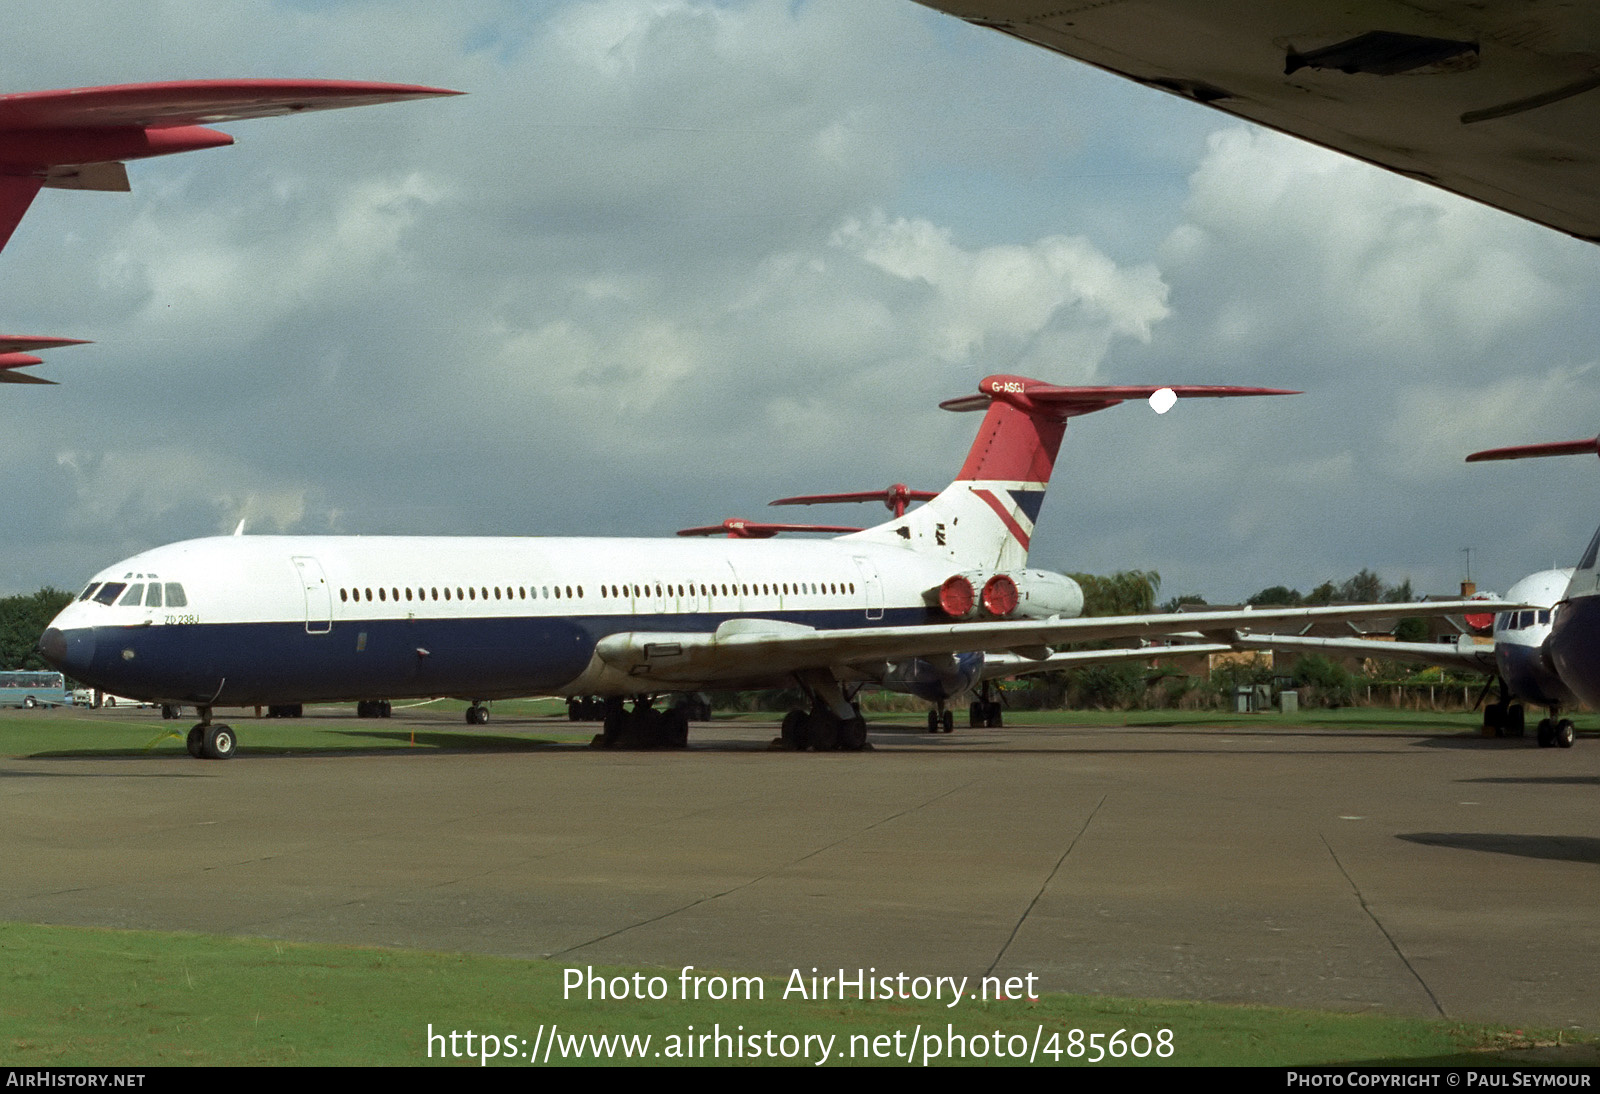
[186,721,236,760]
[1537,718,1577,748]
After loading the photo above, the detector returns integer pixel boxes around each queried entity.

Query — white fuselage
[43,532,971,706]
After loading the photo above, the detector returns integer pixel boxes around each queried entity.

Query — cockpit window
[119,584,145,607]
[93,583,127,605]
[78,583,100,601]
[145,584,163,608]
[165,583,187,608]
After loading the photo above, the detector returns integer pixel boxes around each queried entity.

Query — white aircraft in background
[39,374,1505,759]
[1462,436,1600,739]
[0,77,458,384]
[914,2,1600,244]
[1233,568,1581,747]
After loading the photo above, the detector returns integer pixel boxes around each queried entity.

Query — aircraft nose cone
[37,626,94,675]
[37,627,66,667]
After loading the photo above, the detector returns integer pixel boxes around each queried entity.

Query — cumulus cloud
[832,212,1169,370]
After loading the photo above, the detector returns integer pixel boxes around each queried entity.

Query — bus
[0,670,71,708]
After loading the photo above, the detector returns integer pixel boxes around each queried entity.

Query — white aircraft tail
[845,375,1295,573]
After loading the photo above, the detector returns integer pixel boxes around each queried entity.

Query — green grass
[2,704,1589,761]
[1,922,1591,1067]
[0,701,593,758]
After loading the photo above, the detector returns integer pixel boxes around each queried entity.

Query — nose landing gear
[185,709,236,760]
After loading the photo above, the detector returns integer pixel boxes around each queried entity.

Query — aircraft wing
[978,644,1231,680]
[0,335,89,385]
[1232,633,1497,672]
[915,1,1600,242]
[595,599,1517,686]
[0,79,459,254]
[0,79,460,129]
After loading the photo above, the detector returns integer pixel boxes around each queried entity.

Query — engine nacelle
[1010,569,1083,620]
[932,570,1083,620]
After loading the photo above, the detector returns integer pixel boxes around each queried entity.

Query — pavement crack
[1320,832,1446,1018]
[550,780,978,959]
[987,793,1105,976]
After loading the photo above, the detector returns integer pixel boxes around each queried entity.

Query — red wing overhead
[0,79,460,252]
[915,1,1600,242]
[1466,437,1600,461]
[677,519,865,539]
[770,483,938,518]
[0,335,89,385]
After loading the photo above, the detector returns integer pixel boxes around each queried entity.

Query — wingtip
[1465,437,1600,462]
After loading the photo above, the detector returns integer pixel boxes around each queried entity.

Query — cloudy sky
[3,0,1599,604]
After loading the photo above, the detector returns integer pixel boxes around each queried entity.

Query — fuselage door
[293,555,333,634]
[853,556,885,621]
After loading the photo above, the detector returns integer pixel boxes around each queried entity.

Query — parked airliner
[1464,436,1600,734]
[1234,568,1580,747]
[39,375,1502,758]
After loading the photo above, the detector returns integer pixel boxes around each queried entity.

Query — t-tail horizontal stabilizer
[0,335,90,385]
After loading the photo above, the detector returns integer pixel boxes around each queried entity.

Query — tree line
[0,588,74,672]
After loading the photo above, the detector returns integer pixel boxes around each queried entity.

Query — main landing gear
[465,703,490,726]
[592,698,689,749]
[781,702,868,751]
[969,682,1004,728]
[1483,689,1576,749]
[567,696,603,721]
[184,708,236,760]
[356,700,392,718]
[1483,698,1526,737]
[926,702,954,734]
